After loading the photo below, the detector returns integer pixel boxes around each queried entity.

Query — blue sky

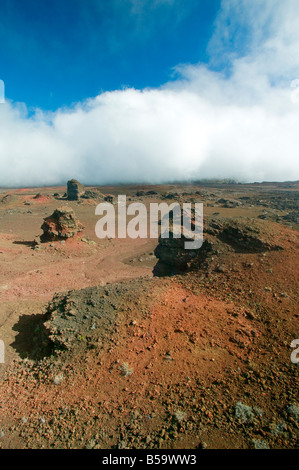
[0,0,221,110]
[0,0,299,186]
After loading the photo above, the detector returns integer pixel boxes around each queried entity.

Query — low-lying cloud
[1,0,299,187]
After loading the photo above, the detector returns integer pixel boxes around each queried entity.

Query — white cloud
[0,0,299,187]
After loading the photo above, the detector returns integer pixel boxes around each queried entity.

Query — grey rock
[235,402,255,424]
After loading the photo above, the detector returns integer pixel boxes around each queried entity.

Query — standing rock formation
[154,216,283,276]
[40,207,84,242]
[153,209,203,274]
[67,179,85,200]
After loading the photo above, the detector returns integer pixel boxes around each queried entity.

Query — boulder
[104,195,115,203]
[40,206,83,242]
[154,208,206,274]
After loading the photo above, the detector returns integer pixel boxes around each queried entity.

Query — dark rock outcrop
[154,209,205,275]
[67,179,85,200]
[154,237,211,275]
[154,216,283,275]
[81,190,104,200]
[104,195,115,203]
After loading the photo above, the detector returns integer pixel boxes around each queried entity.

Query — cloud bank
[1,0,299,187]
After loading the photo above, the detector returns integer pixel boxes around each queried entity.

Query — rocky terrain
[0,182,298,449]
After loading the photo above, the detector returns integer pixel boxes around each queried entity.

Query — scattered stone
[53,373,64,385]
[174,410,187,423]
[104,195,115,203]
[119,362,133,377]
[286,404,299,421]
[280,292,289,298]
[215,264,227,273]
[217,198,242,208]
[252,439,270,449]
[245,310,256,320]
[271,420,287,436]
[164,353,173,361]
[117,440,128,449]
[234,402,255,424]
[163,193,177,200]
[86,439,96,449]
[253,407,263,417]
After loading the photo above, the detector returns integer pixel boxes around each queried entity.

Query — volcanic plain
[0,181,298,449]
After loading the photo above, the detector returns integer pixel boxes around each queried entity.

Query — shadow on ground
[13,241,35,247]
[11,313,52,360]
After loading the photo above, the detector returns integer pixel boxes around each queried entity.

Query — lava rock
[67,179,85,200]
[40,207,83,242]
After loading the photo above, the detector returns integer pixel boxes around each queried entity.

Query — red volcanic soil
[0,183,298,449]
